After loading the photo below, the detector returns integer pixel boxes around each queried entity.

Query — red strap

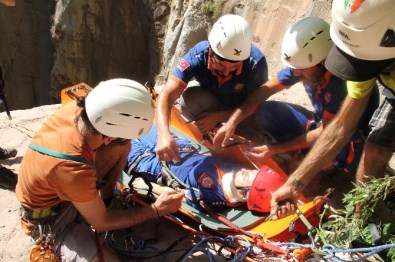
[199,201,286,254]
[199,201,255,238]
[95,230,105,262]
[255,238,286,255]
[346,141,355,164]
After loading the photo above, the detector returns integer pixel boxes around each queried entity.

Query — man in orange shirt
[16,79,184,261]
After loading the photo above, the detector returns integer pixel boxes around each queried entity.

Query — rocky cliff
[0,0,331,110]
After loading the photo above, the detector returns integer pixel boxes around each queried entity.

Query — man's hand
[213,122,236,148]
[269,180,302,219]
[245,144,272,161]
[193,112,220,134]
[154,190,184,216]
[156,132,181,162]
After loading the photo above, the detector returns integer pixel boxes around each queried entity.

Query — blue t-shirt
[127,125,243,212]
[172,41,268,108]
[274,66,379,132]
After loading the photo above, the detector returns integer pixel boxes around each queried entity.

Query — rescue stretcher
[61,83,330,261]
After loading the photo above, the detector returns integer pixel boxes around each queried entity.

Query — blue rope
[322,243,395,262]
[181,236,224,261]
[231,244,252,262]
[180,235,252,261]
[277,242,311,249]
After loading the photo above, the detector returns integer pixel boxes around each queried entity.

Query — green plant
[201,0,226,19]
[316,175,395,260]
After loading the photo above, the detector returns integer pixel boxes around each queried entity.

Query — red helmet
[247,166,285,213]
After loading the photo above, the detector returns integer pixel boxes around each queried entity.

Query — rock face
[0,1,56,109]
[0,0,331,110]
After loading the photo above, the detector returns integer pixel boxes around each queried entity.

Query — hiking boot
[0,147,17,160]
[0,166,18,189]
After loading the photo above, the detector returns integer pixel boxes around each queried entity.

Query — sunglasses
[111,138,130,145]
[212,52,240,64]
[235,186,251,191]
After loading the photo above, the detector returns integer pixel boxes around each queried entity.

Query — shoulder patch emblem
[324,92,332,104]
[177,59,190,72]
[198,173,214,189]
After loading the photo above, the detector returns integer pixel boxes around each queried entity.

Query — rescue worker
[214,17,379,175]
[16,79,184,261]
[156,14,269,163]
[269,0,395,218]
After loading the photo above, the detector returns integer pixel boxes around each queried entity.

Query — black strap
[128,172,154,198]
[107,231,204,260]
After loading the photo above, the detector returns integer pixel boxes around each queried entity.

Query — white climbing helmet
[330,0,395,61]
[85,78,154,139]
[208,14,252,61]
[281,17,333,69]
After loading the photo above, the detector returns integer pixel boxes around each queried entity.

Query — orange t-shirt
[16,101,98,210]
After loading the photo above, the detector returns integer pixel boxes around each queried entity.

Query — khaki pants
[179,85,269,144]
[21,203,100,262]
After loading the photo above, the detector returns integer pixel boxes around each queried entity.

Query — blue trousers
[256,101,364,173]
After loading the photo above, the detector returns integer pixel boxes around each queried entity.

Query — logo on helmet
[283,53,291,62]
[344,0,365,14]
[338,29,350,40]
[233,49,242,56]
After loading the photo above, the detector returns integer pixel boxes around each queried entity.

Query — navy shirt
[172,41,268,108]
[274,66,379,132]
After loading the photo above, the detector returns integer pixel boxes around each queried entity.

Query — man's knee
[179,86,222,120]
[58,222,98,261]
[90,246,120,262]
[364,143,393,166]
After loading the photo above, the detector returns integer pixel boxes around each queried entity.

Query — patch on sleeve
[177,59,190,72]
[324,92,332,104]
[197,173,214,189]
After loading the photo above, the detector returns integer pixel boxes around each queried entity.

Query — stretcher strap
[198,201,254,237]
[198,201,287,255]
[28,144,95,167]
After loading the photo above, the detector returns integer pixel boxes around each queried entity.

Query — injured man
[125,124,285,213]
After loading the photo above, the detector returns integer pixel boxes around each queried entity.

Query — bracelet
[151,204,160,220]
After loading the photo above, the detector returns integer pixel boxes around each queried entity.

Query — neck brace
[221,172,246,204]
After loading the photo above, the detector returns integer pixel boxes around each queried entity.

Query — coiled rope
[322,243,395,262]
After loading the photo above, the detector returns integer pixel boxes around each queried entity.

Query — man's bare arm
[73,190,184,232]
[155,79,185,161]
[268,94,371,218]
[287,94,371,190]
[214,80,279,147]
[156,79,184,135]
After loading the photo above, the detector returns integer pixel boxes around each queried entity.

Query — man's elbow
[89,219,114,232]
[80,212,112,232]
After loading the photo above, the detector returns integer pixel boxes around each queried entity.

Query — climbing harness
[24,144,96,262]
